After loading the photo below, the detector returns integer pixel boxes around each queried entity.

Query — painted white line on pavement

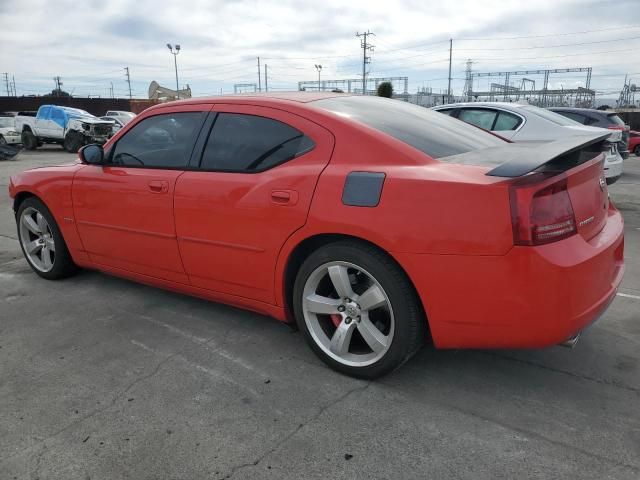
[617,292,640,300]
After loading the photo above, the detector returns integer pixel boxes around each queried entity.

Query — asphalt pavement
[1,146,639,479]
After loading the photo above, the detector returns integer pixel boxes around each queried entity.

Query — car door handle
[148,180,169,193]
[271,190,298,206]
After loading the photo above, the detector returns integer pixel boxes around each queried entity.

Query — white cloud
[1,0,638,98]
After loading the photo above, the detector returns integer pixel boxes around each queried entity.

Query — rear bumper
[394,205,625,349]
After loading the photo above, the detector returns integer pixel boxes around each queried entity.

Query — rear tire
[635,145,640,156]
[16,197,79,280]
[293,241,426,379]
[0,135,6,145]
[21,131,37,150]
[63,131,84,153]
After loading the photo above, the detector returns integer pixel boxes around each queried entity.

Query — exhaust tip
[559,333,581,348]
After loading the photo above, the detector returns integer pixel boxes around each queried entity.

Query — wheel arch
[280,232,430,338]
[21,125,33,133]
[12,191,38,215]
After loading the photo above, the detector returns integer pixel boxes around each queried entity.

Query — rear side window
[313,96,505,159]
[494,112,522,131]
[606,114,625,127]
[458,109,498,130]
[199,113,314,172]
[557,111,587,124]
[109,112,205,168]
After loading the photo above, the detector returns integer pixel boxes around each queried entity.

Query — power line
[458,24,640,41]
[457,35,640,51]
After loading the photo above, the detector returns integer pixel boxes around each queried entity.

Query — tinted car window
[109,112,205,168]
[606,113,625,127]
[313,96,505,160]
[458,109,498,130]
[200,113,314,172]
[493,112,522,130]
[523,106,582,126]
[557,111,587,124]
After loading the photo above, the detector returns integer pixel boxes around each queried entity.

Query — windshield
[0,117,14,128]
[312,96,506,159]
[61,107,94,118]
[521,106,581,126]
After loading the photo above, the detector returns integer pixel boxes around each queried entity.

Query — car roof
[152,91,347,109]
[433,102,530,110]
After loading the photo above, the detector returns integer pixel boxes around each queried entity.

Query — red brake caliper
[330,314,342,328]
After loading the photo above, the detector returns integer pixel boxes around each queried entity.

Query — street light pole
[315,64,323,92]
[167,43,181,96]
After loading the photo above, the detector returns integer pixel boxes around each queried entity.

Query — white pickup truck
[15,105,114,153]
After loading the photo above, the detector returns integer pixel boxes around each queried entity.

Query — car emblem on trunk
[599,177,606,191]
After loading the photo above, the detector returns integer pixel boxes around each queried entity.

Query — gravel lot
[1,146,639,480]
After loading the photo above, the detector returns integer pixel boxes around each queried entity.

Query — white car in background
[432,102,624,184]
[104,110,136,124]
[100,116,126,135]
[0,116,21,145]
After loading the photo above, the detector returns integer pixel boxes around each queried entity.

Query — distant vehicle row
[11,106,136,153]
[432,102,628,184]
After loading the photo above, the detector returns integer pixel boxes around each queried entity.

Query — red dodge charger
[9,93,624,378]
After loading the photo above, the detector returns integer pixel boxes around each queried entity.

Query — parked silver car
[432,102,624,184]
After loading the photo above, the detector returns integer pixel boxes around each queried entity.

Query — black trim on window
[194,112,316,174]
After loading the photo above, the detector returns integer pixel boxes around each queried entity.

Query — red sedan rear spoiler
[441,132,611,178]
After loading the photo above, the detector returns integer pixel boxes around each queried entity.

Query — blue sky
[1,0,638,99]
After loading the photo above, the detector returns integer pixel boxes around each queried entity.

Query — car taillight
[606,126,623,142]
[509,173,577,246]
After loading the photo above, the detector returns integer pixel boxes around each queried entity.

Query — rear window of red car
[312,96,506,160]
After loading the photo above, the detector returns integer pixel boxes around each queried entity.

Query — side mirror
[79,144,104,165]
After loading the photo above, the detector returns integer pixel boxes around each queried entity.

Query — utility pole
[2,73,9,96]
[257,57,261,92]
[315,64,323,91]
[110,82,114,99]
[264,64,268,92]
[124,67,132,99]
[12,76,16,96]
[447,38,453,104]
[356,30,375,95]
[53,76,63,96]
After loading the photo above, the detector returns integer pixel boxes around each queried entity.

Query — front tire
[293,241,425,379]
[21,131,37,150]
[0,135,6,145]
[16,197,78,280]
[635,145,640,156]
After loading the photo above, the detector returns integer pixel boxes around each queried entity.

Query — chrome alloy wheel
[19,207,56,273]
[302,261,395,367]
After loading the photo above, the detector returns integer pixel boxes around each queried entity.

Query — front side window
[493,111,522,131]
[458,108,498,131]
[109,112,205,168]
[200,113,314,172]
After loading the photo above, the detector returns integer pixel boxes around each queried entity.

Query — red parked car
[8,94,624,378]
[628,130,640,156]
